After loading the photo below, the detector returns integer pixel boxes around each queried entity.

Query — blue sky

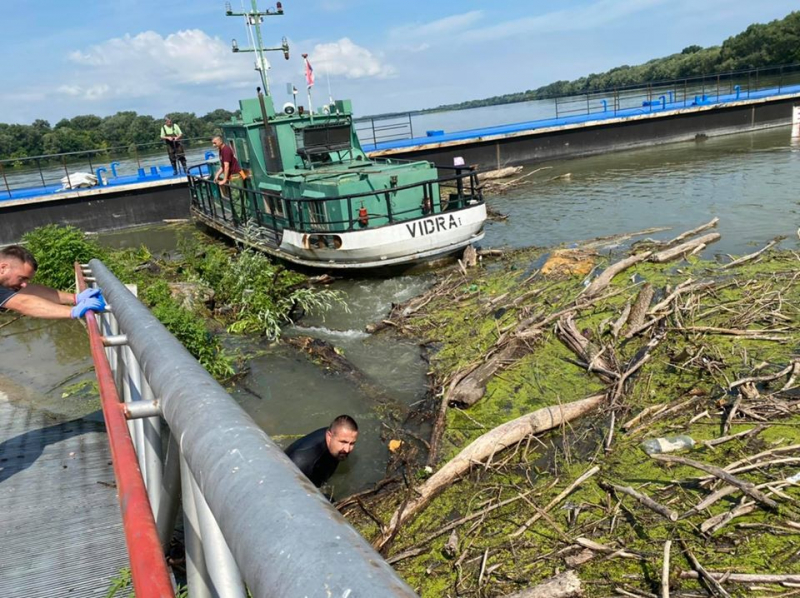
[1,0,797,124]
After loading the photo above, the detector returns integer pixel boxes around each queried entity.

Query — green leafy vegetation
[22,224,106,290]
[22,225,345,380]
[0,108,239,161]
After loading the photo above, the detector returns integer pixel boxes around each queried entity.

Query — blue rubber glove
[70,295,106,319]
[76,287,103,303]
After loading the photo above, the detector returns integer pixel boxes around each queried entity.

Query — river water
[2,120,798,496]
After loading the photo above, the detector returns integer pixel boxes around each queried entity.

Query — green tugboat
[187,1,486,269]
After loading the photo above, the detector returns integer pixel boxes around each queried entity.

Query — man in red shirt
[211,136,243,198]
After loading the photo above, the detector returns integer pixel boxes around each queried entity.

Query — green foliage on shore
[0,108,239,162]
[429,11,800,112]
[20,225,344,380]
[22,225,106,290]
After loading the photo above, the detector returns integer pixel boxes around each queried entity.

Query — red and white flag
[303,54,314,88]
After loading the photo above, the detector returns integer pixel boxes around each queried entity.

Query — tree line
[427,10,800,112]
[3,10,799,159]
[0,109,239,162]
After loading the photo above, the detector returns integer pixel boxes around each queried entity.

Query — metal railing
[187,161,483,240]
[0,138,210,200]
[354,113,415,147]
[78,259,417,597]
[355,63,800,147]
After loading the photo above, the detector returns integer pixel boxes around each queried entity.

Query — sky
[1,0,797,125]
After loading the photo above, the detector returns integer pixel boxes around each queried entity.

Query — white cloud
[309,38,395,79]
[60,29,254,100]
[462,0,668,42]
[390,10,484,40]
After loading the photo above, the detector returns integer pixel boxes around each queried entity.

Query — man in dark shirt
[285,415,358,490]
[211,136,244,199]
[0,245,104,319]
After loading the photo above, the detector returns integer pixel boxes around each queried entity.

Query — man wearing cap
[160,117,187,175]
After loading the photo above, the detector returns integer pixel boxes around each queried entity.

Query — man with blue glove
[0,245,105,319]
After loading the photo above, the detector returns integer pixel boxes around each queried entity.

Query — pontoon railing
[79,259,417,597]
[355,62,800,147]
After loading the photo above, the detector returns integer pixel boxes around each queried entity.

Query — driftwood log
[284,336,391,403]
[374,394,605,551]
[500,571,583,598]
[626,283,654,331]
[663,217,719,246]
[581,251,652,299]
[649,233,721,263]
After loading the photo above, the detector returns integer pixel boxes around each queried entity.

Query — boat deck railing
[187,162,483,239]
[354,62,800,147]
[77,259,417,597]
[0,138,210,201]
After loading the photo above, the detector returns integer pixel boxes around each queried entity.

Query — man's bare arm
[4,294,73,319]
[20,284,75,305]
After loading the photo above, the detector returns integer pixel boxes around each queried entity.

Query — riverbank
[346,225,800,597]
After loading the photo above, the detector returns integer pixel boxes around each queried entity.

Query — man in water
[285,415,358,490]
[161,117,187,175]
[0,245,104,319]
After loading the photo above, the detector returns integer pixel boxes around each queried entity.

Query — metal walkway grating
[0,391,129,597]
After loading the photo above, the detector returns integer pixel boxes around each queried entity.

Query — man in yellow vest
[160,117,187,175]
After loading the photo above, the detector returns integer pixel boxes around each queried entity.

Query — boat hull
[191,203,486,269]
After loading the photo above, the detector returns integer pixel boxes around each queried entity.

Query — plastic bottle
[640,435,695,455]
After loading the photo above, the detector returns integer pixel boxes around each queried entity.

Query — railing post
[371,118,377,147]
[156,433,182,551]
[407,112,414,139]
[0,162,11,198]
[186,463,247,597]
[180,455,215,598]
[36,158,46,188]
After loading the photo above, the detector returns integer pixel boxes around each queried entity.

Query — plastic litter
[641,435,695,455]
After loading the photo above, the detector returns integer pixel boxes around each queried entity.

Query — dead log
[284,336,391,403]
[480,166,523,180]
[663,217,719,246]
[463,244,478,268]
[679,571,800,584]
[556,315,616,383]
[500,571,583,598]
[721,238,779,269]
[374,394,605,551]
[448,337,532,407]
[626,283,654,331]
[649,233,720,263]
[581,251,652,299]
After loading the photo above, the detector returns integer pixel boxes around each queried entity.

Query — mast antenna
[225,0,289,95]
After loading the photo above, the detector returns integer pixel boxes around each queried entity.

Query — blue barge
[3,75,800,245]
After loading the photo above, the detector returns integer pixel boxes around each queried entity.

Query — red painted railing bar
[76,264,175,598]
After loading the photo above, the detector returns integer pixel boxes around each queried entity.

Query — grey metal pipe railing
[90,258,417,598]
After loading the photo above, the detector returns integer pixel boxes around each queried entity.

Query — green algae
[350,249,800,596]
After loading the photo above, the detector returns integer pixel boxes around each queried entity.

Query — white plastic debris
[60,172,99,190]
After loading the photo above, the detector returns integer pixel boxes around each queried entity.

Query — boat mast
[225,0,289,95]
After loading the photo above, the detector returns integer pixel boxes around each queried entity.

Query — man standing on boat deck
[161,117,187,175]
[0,246,105,319]
[212,136,244,195]
[285,415,359,494]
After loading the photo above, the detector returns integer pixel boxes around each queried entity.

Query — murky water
[3,123,799,495]
[485,126,800,256]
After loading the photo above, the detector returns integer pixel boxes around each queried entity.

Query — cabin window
[295,122,352,163]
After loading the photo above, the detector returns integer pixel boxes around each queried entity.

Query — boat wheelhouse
[186,1,485,269]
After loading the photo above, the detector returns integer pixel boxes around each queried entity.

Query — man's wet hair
[329,415,358,433]
[0,245,38,270]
